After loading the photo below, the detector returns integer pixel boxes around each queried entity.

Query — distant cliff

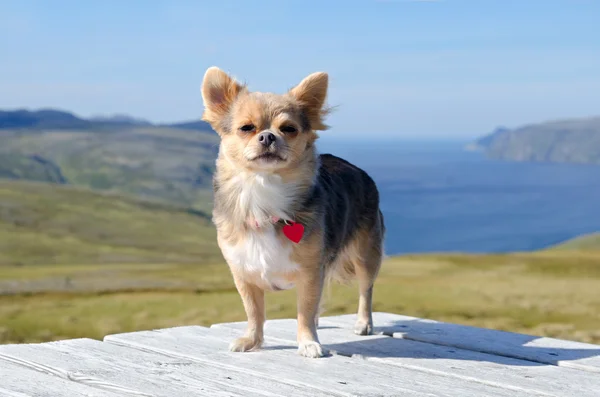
[470,116,600,165]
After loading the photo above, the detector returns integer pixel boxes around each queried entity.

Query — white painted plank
[322,312,600,373]
[215,317,600,397]
[106,325,537,396]
[0,337,301,397]
[0,359,120,397]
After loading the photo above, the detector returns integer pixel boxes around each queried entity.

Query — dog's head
[201,67,330,172]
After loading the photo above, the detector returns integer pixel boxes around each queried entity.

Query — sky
[1,0,599,139]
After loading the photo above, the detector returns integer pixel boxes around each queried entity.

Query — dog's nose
[258,132,276,147]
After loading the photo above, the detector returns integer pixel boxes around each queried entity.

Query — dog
[201,66,385,358]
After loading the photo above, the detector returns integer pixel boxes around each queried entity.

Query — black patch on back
[294,154,381,265]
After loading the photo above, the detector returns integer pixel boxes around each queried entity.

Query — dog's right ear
[201,67,245,130]
[288,72,330,131]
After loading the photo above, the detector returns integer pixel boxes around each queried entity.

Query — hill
[88,114,153,126]
[0,109,91,130]
[0,108,213,131]
[470,116,600,165]
[0,108,220,211]
[164,119,214,131]
[0,153,66,183]
[0,180,219,267]
[551,233,600,251]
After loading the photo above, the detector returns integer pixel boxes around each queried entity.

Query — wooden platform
[1,312,600,396]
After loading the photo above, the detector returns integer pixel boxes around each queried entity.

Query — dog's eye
[280,125,297,134]
[240,124,255,132]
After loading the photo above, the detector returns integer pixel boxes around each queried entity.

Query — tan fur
[202,66,383,358]
[201,67,247,131]
[228,271,265,352]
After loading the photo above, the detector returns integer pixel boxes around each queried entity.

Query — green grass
[0,180,599,345]
[0,152,65,183]
[0,180,219,266]
[2,253,599,344]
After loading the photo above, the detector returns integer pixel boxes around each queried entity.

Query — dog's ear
[201,67,246,130]
[288,72,330,131]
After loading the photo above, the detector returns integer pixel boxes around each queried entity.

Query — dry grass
[2,251,599,344]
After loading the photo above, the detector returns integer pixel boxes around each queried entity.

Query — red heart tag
[283,221,304,243]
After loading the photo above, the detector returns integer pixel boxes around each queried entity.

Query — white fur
[219,170,300,289]
[221,227,298,290]
[297,340,326,358]
[221,170,297,226]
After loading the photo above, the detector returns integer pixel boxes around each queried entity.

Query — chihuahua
[201,67,384,358]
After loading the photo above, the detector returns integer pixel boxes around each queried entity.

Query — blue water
[318,139,600,255]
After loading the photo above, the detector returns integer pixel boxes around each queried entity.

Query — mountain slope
[164,119,214,131]
[0,109,90,130]
[0,108,214,132]
[551,233,600,251]
[0,180,219,266]
[0,153,66,183]
[471,116,600,165]
[0,109,220,210]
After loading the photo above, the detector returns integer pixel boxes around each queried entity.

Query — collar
[246,216,304,243]
[247,216,293,229]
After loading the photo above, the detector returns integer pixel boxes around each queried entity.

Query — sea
[317,138,600,255]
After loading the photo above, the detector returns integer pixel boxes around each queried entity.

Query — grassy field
[2,252,599,345]
[0,180,218,267]
[1,181,599,345]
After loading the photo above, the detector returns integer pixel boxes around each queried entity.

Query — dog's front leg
[229,274,265,352]
[296,266,328,358]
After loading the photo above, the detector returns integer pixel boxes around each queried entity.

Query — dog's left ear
[201,66,246,131]
[289,72,330,131]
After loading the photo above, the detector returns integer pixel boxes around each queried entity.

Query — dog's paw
[353,321,373,336]
[297,340,327,358]
[229,336,262,352]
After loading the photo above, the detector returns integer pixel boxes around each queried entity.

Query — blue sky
[1,0,599,139]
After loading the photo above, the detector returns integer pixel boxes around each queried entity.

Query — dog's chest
[232,172,294,222]
[218,172,299,289]
[220,228,298,290]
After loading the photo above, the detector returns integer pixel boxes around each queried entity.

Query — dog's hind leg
[352,218,384,336]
